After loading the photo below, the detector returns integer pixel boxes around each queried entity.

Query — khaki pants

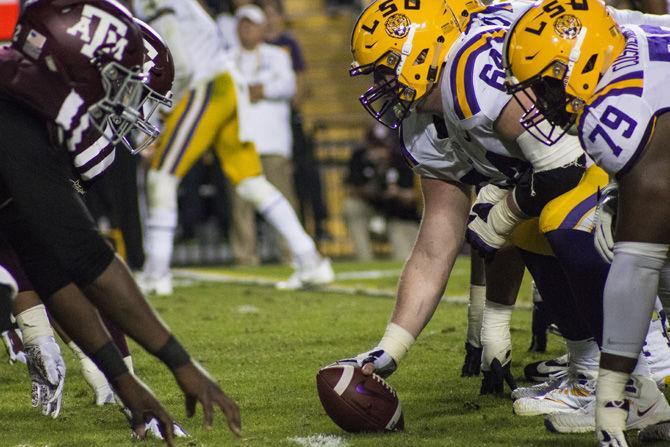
[230,155,298,265]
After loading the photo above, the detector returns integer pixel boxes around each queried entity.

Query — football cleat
[137,273,173,296]
[524,354,569,383]
[513,374,595,417]
[511,370,568,401]
[461,342,482,377]
[545,375,670,434]
[276,257,334,290]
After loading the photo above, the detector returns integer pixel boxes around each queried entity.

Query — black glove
[480,358,517,396]
[461,342,482,377]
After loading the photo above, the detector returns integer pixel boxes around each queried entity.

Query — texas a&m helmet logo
[66,4,129,61]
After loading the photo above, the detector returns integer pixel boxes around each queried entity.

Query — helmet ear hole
[413,48,429,66]
[580,54,597,75]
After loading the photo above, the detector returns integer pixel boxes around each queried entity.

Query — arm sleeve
[262,49,296,101]
[607,6,670,27]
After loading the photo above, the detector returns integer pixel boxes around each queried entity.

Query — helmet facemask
[351,52,417,129]
[506,63,578,145]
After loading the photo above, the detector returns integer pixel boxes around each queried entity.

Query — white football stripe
[332,365,354,396]
[385,401,403,430]
[288,435,348,447]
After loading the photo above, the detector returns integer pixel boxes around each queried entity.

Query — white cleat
[513,374,595,417]
[524,354,570,383]
[546,375,670,434]
[276,257,334,290]
[137,273,173,296]
[598,429,629,447]
[512,370,569,401]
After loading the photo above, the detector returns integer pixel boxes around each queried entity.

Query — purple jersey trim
[592,71,644,96]
[558,192,598,230]
[450,30,505,120]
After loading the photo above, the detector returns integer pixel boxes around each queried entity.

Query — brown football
[316,364,404,433]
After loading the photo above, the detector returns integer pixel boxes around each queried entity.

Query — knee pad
[147,170,179,211]
[236,176,279,209]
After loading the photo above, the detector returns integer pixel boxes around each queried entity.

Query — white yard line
[172,268,533,309]
[288,435,349,447]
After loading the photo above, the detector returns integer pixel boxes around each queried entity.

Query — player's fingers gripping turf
[185,394,197,418]
[216,391,242,436]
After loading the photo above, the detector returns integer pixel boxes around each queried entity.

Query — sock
[481,300,513,370]
[259,192,319,267]
[143,207,177,279]
[15,304,54,346]
[565,338,600,378]
[466,285,486,348]
[601,242,667,360]
[641,301,670,385]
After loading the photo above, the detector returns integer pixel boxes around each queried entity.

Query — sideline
[172,268,533,309]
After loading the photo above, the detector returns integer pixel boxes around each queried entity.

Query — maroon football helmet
[131,18,174,153]
[11,0,148,152]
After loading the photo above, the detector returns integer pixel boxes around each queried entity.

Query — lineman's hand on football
[113,373,177,447]
[25,335,65,418]
[594,183,618,264]
[337,348,397,378]
[480,358,517,396]
[172,360,241,436]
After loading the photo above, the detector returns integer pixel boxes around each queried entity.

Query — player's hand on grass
[113,372,177,446]
[25,335,65,418]
[172,360,241,436]
[480,358,517,396]
[337,348,397,378]
[461,342,482,377]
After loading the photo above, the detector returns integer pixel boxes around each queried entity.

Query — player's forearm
[82,256,172,353]
[391,241,460,338]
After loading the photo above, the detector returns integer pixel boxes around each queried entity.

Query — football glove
[466,185,514,258]
[337,348,397,378]
[461,342,482,377]
[25,335,66,418]
[594,183,618,264]
[480,358,517,396]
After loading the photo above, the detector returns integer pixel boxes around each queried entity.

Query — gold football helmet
[503,0,625,143]
[350,0,480,128]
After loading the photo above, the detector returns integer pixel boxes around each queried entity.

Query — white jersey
[400,113,509,187]
[440,2,535,183]
[577,24,670,177]
[133,0,229,101]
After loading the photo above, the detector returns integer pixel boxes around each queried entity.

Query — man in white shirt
[230,5,303,264]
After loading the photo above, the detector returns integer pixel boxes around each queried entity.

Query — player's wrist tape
[489,194,524,237]
[517,127,583,172]
[155,335,191,371]
[379,323,415,363]
[91,341,129,381]
[15,304,55,346]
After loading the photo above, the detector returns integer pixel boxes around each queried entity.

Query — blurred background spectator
[343,125,420,262]
[228,4,299,264]
[260,0,331,243]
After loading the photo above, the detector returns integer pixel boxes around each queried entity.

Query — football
[316,364,404,433]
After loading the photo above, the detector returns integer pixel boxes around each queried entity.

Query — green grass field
[0,258,661,446]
